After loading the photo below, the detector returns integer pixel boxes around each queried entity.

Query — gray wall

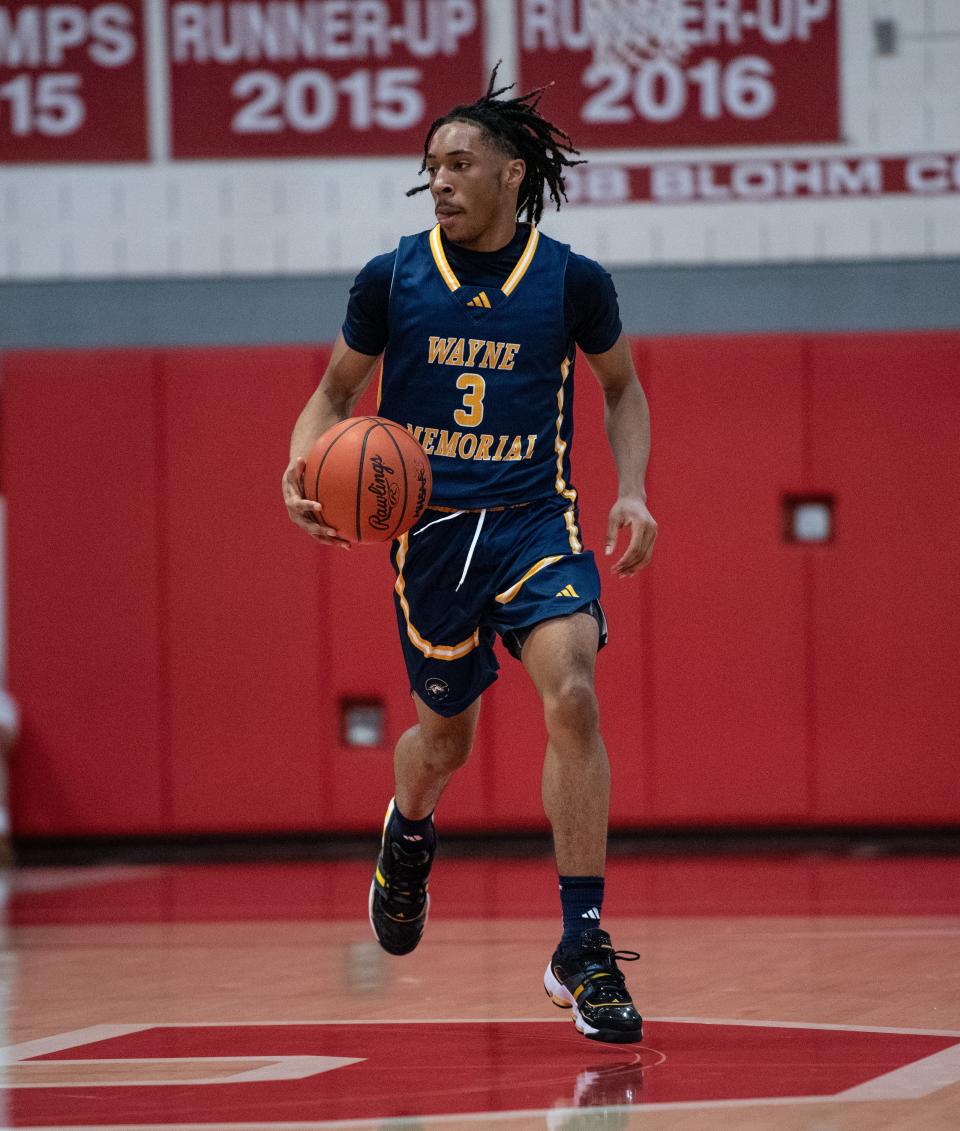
[1,259,959,350]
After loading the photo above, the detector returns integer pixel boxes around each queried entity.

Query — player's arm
[583,333,657,576]
[282,333,382,545]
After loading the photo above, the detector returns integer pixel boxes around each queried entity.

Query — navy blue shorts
[390,496,607,717]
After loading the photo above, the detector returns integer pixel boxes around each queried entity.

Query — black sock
[387,800,436,852]
[558,875,604,949]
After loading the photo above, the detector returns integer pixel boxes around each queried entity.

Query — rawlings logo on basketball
[366,454,400,532]
[424,678,450,700]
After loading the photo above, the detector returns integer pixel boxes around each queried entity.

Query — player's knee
[543,675,600,741]
[420,730,473,774]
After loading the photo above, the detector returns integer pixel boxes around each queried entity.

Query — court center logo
[424,678,450,701]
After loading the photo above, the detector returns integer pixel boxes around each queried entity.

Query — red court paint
[11,1021,960,1127]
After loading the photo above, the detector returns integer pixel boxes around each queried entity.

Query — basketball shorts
[390,496,608,717]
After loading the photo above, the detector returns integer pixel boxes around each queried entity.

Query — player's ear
[503,158,525,191]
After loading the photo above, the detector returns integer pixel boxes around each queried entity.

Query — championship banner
[0,1,147,162]
[167,0,484,158]
[562,153,960,206]
[519,0,839,148]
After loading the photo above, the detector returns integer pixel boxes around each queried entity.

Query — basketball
[302,416,432,543]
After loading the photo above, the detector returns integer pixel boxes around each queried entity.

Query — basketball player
[283,69,656,1044]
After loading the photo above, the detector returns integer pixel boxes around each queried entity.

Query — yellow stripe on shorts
[494,555,564,606]
[394,534,480,660]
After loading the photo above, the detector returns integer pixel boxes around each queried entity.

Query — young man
[283,71,657,1044]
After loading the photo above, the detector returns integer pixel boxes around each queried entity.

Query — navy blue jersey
[376,225,589,510]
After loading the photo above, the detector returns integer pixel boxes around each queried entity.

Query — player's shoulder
[356,227,437,282]
[356,247,398,285]
[564,246,613,287]
[397,228,438,254]
[529,226,571,259]
[560,242,621,354]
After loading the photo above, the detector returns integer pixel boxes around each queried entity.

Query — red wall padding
[646,335,811,822]
[2,352,167,834]
[3,332,960,835]
[807,334,960,822]
[160,347,330,832]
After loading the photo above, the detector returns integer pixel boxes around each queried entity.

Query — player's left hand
[605,496,657,576]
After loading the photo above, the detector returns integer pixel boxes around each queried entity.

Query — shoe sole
[543,962,643,1044]
[368,877,430,956]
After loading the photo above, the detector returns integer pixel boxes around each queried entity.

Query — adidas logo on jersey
[555,584,580,598]
[466,291,492,309]
[581,907,601,920]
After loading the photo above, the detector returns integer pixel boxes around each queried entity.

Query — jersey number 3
[453,373,486,428]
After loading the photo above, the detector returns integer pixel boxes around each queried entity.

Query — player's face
[425,121,525,251]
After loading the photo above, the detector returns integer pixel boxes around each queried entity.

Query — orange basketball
[302,416,432,543]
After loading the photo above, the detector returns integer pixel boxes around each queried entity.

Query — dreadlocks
[407,63,585,225]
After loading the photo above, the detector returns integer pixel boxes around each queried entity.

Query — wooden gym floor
[2,848,960,1129]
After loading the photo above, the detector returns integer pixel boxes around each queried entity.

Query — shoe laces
[383,840,431,905]
[575,935,640,1005]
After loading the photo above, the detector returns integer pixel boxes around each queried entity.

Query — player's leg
[521,610,643,1043]
[394,692,481,819]
[373,692,479,950]
[372,517,496,956]
[373,696,483,954]
[370,697,481,957]
[523,611,608,877]
[521,610,609,898]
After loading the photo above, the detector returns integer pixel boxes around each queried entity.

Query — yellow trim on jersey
[429,224,540,297]
[495,555,564,605]
[554,358,582,553]
[429,224,460,292]
[394,533,480,660]
[501,226,540,295]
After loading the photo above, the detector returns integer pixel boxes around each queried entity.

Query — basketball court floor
[2,849,960,1129]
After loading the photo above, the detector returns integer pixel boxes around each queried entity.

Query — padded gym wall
[2,331,959,835]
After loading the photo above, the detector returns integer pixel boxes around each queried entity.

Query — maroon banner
[168,0,484,158]
[519,0,839,148]
[562,153,960,206]
[0,1,147,163]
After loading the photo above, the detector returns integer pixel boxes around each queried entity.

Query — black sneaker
[368,798,434,956]
[544,928,643,1043]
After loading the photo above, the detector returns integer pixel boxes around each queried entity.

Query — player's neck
[446,218,521,254]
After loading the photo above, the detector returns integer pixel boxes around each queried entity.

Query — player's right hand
[282,457,351,548]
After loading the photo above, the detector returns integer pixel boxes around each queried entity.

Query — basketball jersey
[377,225,576,510]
